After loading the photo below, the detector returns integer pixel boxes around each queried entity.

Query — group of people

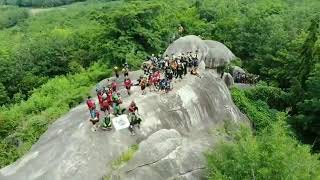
[86,68,140,135]
[86,51,202,135]
[139,51,201,94]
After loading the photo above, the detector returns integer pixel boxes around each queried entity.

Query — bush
[231,87,278,131]
[0,6,29,29]
[0,63,111,168]
[0,0,86,7]
[206,115,320,180]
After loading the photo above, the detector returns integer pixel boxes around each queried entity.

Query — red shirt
[86,99,95,109]
[98,94,103,104]
[112,82,117,88]
[107,93,113,104]
[128,105,138,113]
[101,99,110,109]
[124,79,132,88]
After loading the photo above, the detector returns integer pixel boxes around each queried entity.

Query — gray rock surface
[164,35,209,62]
[232,66,246,77]
[0,69,246,180]
[110,129,213,180]
[223,73,234,88]
[204,40,235,68]
[164,36,236,70]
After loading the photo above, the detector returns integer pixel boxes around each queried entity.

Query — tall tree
[298,15,319,88]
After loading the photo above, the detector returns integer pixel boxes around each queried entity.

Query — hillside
[0,0,319,179]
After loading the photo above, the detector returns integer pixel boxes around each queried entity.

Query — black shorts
[90,118,99,125]
[141,85,146,90]
[124,72,129,76]
[126,86,131,90]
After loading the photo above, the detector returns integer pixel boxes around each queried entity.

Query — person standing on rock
[128,101,141,136]
[140,76,148,95]
[111,80,117,92]
[90,108,100,132]
[148,74,156,92]
[171,60,178,78]
[124,77,132,96]
[181,53,188,76]
[113,66,120,78]
[122,66,129,77]
[176,61,184,79]
[192,52,199,71]
[86,96,96,119]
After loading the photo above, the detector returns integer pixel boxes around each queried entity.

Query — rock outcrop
[204,40,235,68]
[110,129,213,180]
[164,35,236,69]
[223,73,234,88]
[0,69,246,180]
[164,35,209,62]
[0,36,246,180]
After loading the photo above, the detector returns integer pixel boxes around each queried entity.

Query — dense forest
[0,0,319,178]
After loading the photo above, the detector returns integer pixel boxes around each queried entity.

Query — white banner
[112,114,130,130]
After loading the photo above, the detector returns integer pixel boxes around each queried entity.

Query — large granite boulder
[110,129,213,180]
[0,70,247,180]
[223,73,234,88]
[164,35,236,70]
[232,66,246,77]
[164,35,209,62]
[204,40,235,68]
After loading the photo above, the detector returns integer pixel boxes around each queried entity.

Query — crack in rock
[178,167,205,176]
[125,145,182,173]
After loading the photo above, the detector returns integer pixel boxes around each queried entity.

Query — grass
[111,144,139,170]
[103,144,139,180]
[0,63,111,168]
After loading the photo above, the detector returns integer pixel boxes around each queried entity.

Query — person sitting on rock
[191,68,201,78]
[112,93,124,116]
[128,101,141,136]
